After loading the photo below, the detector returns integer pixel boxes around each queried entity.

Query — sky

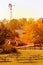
[0,0,43,20]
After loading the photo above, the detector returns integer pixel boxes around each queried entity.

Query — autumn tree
[18,18,27,29]
[20,18,43,47]
[20,18,35,44]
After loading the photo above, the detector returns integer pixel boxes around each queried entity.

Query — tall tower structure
[9,3,12,20]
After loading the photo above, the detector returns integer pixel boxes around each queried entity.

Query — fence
[17,46,43,50]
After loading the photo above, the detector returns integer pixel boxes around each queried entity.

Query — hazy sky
[0,0,43,20]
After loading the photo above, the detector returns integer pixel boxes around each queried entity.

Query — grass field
[0,50,43,65]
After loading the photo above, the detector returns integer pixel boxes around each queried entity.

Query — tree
[0,22,20,54]
[18,18,27,29]
[20,18,43,47]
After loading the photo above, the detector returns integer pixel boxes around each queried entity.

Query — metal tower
[9,3,12,20]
